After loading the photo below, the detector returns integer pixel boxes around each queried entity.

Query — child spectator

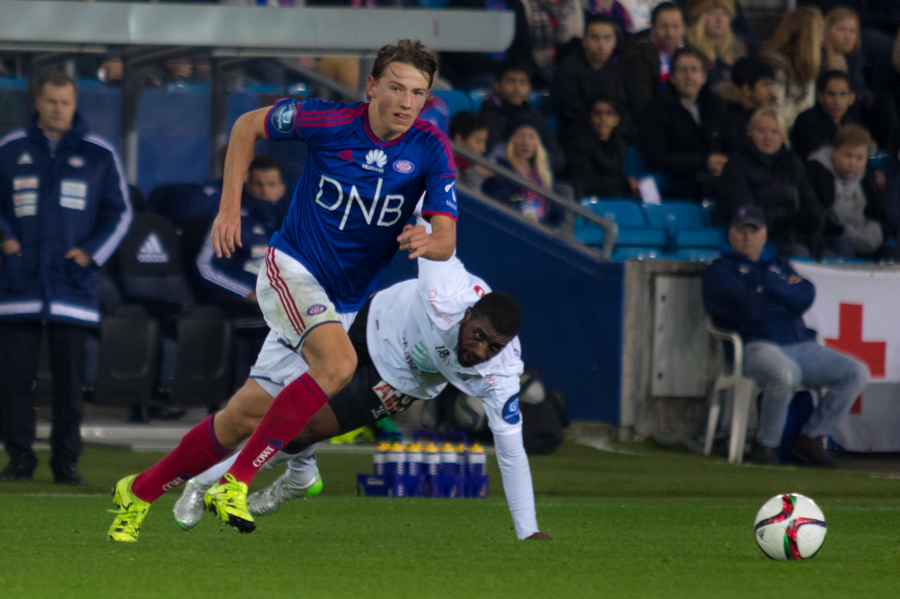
[551,14,630,142]
[622,2,686,117]
[565,98,635,198]
[583,0,634,34]
[790,70,858,160]
[450,112,494,191]
[685,0,747,86]
[480,59,566,174]
[715,106,823,257]
[716,57,775,137]
[482,115,562,225]
[759,6,824,130]
[637,46,739,201]
[806,124,892,258]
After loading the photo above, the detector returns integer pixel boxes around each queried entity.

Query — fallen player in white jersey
[175,254,551,541]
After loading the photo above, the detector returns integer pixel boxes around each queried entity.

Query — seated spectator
[715,106,823,257]
[521,0,584,85]
[702,205,869,467]
[583,0,634,34]
[807,124,892,258]
[482,115,562,225]
[790,70,858,160]
[480,59,565,174]
[621,2,686,117]
[685,0,747,86]
[450,112,494,191]
[565,98,635,198]
[637,46,738,201]
[716,57,775,137]
[551,14,631,142]
[759,6,824,130]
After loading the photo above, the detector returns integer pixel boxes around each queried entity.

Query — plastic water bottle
[385,442,406,477]
[468,443,486,476]
[456,442,468,475]
[406,443,424,476]
[423,442,440,477]
[373,441,390,477]
[440,442,458,476]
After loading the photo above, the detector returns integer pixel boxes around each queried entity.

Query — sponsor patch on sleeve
[271,103,297,134]
[502,394,520,424]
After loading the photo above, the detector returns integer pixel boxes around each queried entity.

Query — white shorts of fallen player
[250,247,356,398]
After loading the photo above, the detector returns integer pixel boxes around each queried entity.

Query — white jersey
[367,254,525,436]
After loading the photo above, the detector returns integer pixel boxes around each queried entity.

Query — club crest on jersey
[502,395,520,424]
[393,160,415,174]
[271,103,297,134]
[363,149,388,173]
[307,304,326,316]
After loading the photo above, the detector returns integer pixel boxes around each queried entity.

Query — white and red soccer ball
[754,493,827,560]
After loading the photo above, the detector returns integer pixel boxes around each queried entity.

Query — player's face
[831,144,868,180]
[582,23,617,66]
[246,168,286,203]
[457,309,514,367]
[366,62,431,141]
[728,223,767,262]
[35,83,77,137]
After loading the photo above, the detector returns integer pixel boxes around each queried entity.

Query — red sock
[224,373,329,485]
[131,414,232,503]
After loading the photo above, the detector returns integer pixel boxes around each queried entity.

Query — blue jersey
[264,98,457,312]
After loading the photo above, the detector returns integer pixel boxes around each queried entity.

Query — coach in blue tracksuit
[0,72,132,485]
[702,205,868,468]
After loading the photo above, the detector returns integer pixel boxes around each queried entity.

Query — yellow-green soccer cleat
[204,473,255,533]
[108,474,151,542]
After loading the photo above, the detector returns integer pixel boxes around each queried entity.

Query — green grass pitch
[1,441,899,599]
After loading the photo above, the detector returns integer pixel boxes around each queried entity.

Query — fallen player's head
[457,292,522,367]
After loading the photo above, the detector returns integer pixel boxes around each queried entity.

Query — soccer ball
[453,394,488,432]
[754,493,827,560]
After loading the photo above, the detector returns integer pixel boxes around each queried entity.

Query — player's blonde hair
[370,39,437,89]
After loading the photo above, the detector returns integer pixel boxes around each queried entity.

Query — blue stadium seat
[576,198,667,249]
[669,248,721,262]
[611,247,666,261]
[642,201,727,250]
[468,88,488,112]
[432,89,472,118]
[624,147,671,192]
[528,90,551,115]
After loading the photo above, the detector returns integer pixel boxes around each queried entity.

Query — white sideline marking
[20,493,107,498]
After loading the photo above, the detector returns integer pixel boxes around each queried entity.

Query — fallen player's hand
[397,224,429,259]
[525,532,553,541]
[211,210,242,258]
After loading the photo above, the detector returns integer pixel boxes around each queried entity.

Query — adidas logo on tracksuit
[137,233,169,263]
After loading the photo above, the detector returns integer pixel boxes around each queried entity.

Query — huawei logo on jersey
[363,149,387,173]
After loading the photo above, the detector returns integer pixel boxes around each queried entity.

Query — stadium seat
[432,89,472,118]
[171,305,234,407]
[624,147,671,192]
[610,246,666,261]
[642,202,727,251]
[468,88,488,112]
[576,198,667,249]
[670,248,721,262]
[93,305,160,409]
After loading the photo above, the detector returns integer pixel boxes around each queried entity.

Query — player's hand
[525,532,553,541]
[2,239,21,256]
[64,247,92,267]
[397,224,429,259]
[211,210,242,258]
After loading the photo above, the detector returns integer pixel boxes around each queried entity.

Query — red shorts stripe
[265,248,306,336]
[268,249,307,333]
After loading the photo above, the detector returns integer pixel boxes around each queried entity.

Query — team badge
[393,160,415,174]
[271,103,297,134]
[307,304,326,316]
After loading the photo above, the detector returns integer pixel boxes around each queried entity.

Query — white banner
[792,263,900,451]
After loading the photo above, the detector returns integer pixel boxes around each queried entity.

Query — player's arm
[212,106,269,258]
[397,213,456,260]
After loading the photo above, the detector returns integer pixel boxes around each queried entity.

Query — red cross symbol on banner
[824,303,886,415]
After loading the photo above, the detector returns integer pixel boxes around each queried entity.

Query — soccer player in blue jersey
[109,40,457,542]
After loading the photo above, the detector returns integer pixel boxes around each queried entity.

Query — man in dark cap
[701,205,869,467]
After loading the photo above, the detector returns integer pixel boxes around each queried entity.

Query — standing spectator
[637,46,739,201]
[551,14,631,143]
[450,112,494,191]
[716,57,775,137]
[565,98,635,198]
[715,106,823,257]
[702,205,869,466]
[521,0,585,85]
[621,2,686,117]
[759,6,824,130]
[582,0,634,34]
[806,124,892,258]
[480,59,566,174]
[0,72,132,484]
[790,70,858,160]
[482,115,562,225]
[685,0,747,86]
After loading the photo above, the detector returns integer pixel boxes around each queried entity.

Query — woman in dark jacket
[715,105,823,257]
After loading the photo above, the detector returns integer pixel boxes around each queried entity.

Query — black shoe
[746,441,780,465]
[0,455,38,482]
[51,462,86,486]
[790,435,838,468]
